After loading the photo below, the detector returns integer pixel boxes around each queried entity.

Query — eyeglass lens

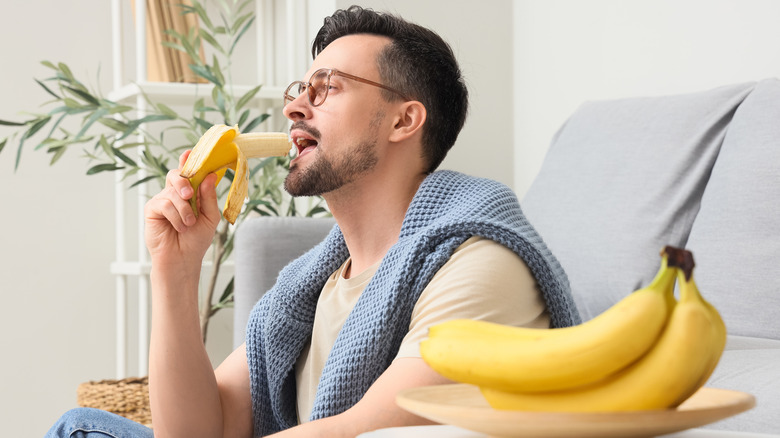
[287,69,331,106]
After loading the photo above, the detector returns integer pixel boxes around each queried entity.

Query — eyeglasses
[283,68,409,107]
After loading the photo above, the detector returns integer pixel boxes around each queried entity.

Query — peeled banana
[179,124,291,224]
[421,246,727,412]
[420,250,677,393]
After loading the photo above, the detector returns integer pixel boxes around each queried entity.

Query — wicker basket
[77,376,152,427]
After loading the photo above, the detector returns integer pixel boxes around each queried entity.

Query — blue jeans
[45,408,153,438]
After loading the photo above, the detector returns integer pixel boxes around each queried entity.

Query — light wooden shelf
[110,260,235,276]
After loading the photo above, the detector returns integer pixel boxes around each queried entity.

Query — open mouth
[293,136,319,158]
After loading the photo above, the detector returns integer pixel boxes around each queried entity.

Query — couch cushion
[685,78,780,340]
[703,340,780,434]
[521,82,755,320]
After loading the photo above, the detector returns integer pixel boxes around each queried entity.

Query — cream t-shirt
[294,236,550,422]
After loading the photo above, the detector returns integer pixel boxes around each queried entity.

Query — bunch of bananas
[180,124,292,224]
[420,246,727,412]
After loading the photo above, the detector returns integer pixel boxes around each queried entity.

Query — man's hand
[143,150,222,269]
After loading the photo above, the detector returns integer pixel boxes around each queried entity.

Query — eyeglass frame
[283,68,410,107]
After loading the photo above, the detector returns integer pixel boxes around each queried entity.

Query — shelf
[107,81,286,106]
[111,260,235,276]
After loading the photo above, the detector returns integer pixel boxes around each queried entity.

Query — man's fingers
[166,168,194,199]
[147,186,197,230]
[198,173,222,222]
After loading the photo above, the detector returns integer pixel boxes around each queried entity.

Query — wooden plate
[396,384,755,438]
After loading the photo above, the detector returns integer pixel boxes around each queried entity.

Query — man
[47,6,579,438]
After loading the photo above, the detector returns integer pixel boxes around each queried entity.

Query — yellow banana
[480,250,727,412]
[179,124,291,224]
[420,251,677,393]
[677,265,727,401]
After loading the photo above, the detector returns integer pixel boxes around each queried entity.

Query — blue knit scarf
[245,170,580,436]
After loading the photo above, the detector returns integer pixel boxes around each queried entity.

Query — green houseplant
[0,0,327,342]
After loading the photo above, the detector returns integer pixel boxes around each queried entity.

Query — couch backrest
[233,216,336,347]
[521,81,772,337]
[684,79,780,340]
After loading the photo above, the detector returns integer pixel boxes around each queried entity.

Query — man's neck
[325,170,426,279]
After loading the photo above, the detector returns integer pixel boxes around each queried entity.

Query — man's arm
[214,344,255,438]
[269,357,450,438]
[144,151,253,438]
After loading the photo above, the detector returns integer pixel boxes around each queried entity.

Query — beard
[284,136,379,197]
[284,113,384,197]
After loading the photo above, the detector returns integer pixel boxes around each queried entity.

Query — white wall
[336,0,516,188]
[513,0,780,197]
[0,1,115,434]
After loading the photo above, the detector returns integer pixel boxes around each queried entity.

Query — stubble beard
[284,112,384,197]
[284,136,380,197]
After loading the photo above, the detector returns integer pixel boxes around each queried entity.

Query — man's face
[283,34,394,197]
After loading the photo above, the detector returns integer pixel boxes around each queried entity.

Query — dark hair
[312,6,469,173]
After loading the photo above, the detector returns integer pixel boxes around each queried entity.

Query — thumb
[198,172,222,223]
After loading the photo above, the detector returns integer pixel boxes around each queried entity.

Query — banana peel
[179,124,291,224]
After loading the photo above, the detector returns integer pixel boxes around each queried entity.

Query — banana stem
[663,246,695,280]
[200,219,229,343]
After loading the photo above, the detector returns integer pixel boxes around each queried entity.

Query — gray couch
[521,78,779,434]
[233,79,779,434]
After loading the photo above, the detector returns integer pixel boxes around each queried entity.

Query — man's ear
[389,101,427,143]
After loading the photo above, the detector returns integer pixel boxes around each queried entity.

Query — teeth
[296,138,316,147]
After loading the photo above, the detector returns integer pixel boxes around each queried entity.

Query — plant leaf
[0,119,28,126]
[63,85,100,106]
[198,28,223,54]
[112,146,137,167]
[76,107,109,139]
[128,174,159,188]
[24,116,52,140]
[189,64,221,86]
[230,15,255,55]
[107,104,134,115]
[117,114,176,140]
[231,11,253,34]
[98,118,129,132]
[97,135,114,159]
[242,113,269,133]
[215,276,234,306]
[235,85,261,112]
[237,109,249,129]
[191,1,214,31]
[213,87,226,115]
[86,163,124,175]
[194,116,212,131]
[34,78,60,100]
[57,62,74,80]
[49,146,67,165]
[15,136,26,170]
[156,103,179,118]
